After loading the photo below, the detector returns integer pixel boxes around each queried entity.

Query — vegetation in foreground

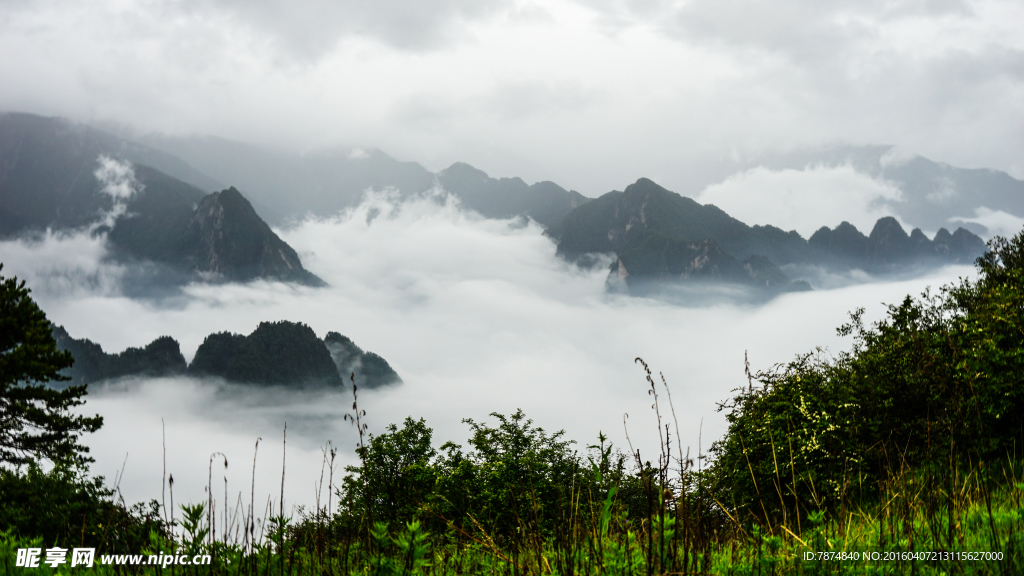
[1,228,1023,574]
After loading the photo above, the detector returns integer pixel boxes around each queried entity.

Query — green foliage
[707,228,1024,525]
[338,417,437,528]
[445,409,579,540]
[336,410,583,546]
[0,265,103,465]
[0,460,110,545]
[0,461,164,552]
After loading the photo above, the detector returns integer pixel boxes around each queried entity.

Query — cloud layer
[1,192,976,512]
[1,0,1020,197]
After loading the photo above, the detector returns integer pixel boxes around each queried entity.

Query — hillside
[0,113,322,286]
[324,331,402,388]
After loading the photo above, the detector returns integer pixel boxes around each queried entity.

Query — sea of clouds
[0,189,975,521]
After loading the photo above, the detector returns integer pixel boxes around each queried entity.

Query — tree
[339,417,437,527]
[0,265,103,465]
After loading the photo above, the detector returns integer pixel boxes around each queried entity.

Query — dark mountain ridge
[52,325,187,388]
[52,321,400,389]
[189,321,343,387]
[3,112,1003,296]
[553,178,807,265]
[554,178,986,291]
[178,187,322,284]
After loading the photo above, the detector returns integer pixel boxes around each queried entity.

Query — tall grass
[2,363,1021,575]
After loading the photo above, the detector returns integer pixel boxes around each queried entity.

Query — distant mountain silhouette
[809,217,984,268]
[741,144,1024,236]
[125,130,591,228]
[50,321,399,389]
[124,132,434,224]
[52,325,187,388]
[437,162,590,229]
[553,177,986,291]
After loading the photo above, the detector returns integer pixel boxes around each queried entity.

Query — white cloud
[697,164,905,237]
[0,230,125,298]
[1,0,1020,197]
[93,155,142,228]
[950,206,1024,238]
[95,156,140,201]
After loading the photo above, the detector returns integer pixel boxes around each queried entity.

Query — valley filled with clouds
[0,190,975,510]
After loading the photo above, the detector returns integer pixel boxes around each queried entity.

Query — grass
[2,468,1021,575]
[2,368,1022,575]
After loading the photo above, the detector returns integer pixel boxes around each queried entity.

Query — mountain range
[0,113,322,286]
[551,178,985,292]
[2,111,1017,295]
[52,321,400,389]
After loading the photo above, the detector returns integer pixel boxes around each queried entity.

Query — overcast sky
[2,0,1022,196]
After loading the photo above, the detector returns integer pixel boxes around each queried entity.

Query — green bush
[0,460,164,552]
[707,229,1024,525]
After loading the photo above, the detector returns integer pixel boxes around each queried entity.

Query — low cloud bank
[697,164,905,237]
[2,190,975,512]
[951,207,1024,240]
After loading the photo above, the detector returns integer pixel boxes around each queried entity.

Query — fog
[1,191,975,517]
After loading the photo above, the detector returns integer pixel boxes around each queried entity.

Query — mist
[0,190,976,515]
[3,0,1022,197]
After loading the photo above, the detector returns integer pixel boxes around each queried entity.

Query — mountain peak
[440,162,490,182]
[182,187,325,285]
[623,177,670,197]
